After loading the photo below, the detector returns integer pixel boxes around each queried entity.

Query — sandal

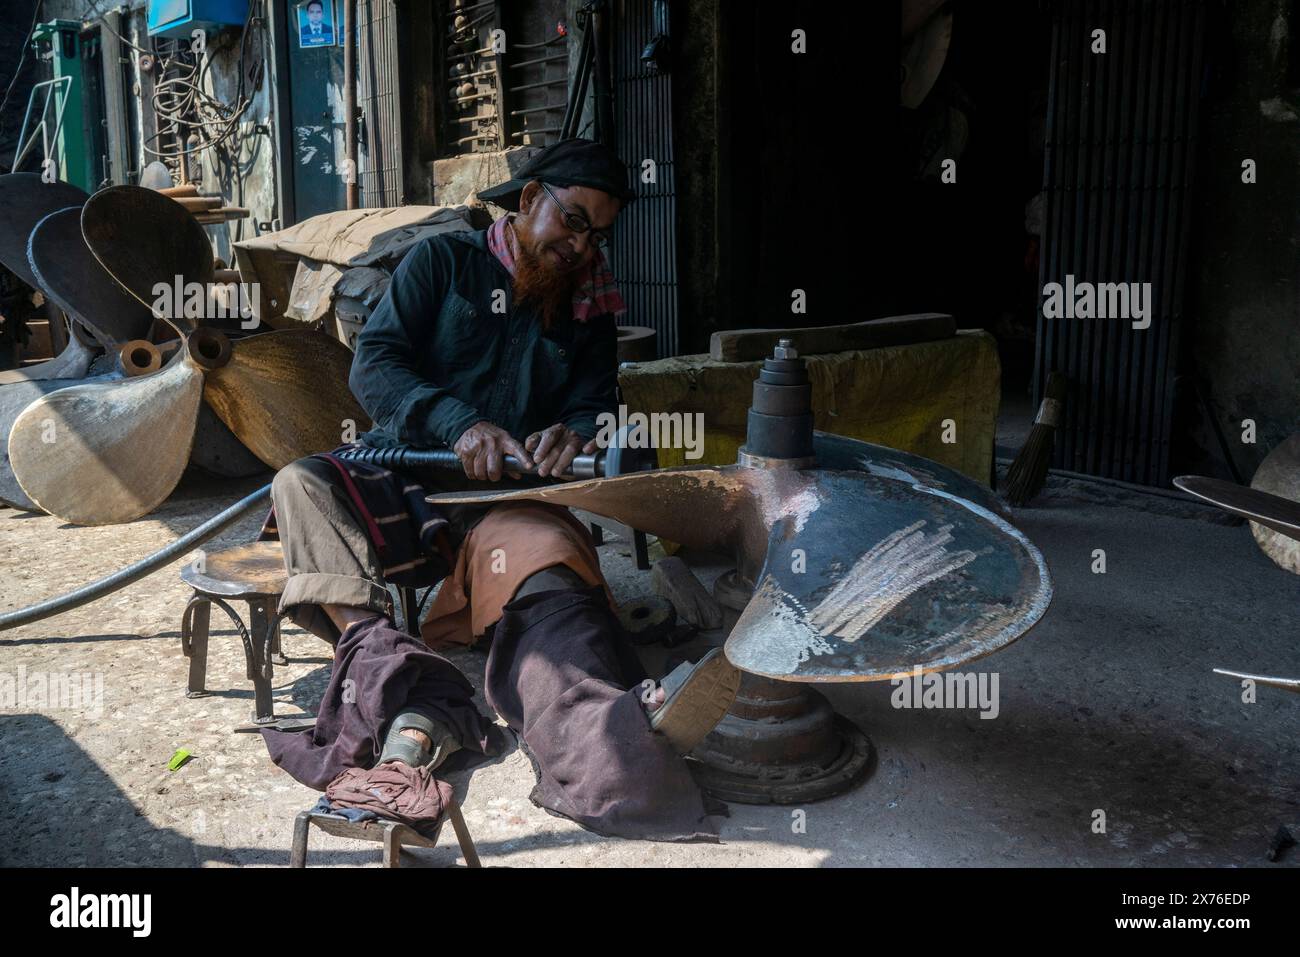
[649,648,741,756]
[377,710,462,771]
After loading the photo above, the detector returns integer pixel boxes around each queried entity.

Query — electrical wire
[145,2,261,163]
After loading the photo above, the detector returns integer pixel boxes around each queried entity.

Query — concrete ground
[1,461,1297,868]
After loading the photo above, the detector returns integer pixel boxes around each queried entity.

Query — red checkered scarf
[487,214,626,322]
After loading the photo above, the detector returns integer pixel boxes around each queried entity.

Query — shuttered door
[1035,0,1207,485]
[608,0,679,357]
[357,0,403,206]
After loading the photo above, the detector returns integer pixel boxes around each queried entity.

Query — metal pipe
[510,104,564,116]
[509,78,569,93]
[343,0,359,209]
[508,52,569,69]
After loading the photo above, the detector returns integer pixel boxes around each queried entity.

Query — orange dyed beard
[509,220,580,330]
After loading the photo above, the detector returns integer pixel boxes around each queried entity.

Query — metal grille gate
[1035,0,1207,486]
[358,0,403,207]
[608,0,679,357]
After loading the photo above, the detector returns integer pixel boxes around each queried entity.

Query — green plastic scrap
[167,748,193,771]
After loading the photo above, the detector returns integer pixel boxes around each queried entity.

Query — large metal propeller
[0,173,95,384]
[427,432,1052,682]
[27,205,155,348]
[6,185,368,525]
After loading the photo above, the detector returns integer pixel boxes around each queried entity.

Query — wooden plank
[709,313,955,363]
[651,556,724,629]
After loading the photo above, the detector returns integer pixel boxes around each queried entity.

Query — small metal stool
[179,541,426,724]
[290,800,480,868]
[180,542,290,724]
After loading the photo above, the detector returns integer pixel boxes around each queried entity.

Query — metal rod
[510,103,565,116]
[509,78,569,93]
[508,52,569,69]
[343,0,359,210]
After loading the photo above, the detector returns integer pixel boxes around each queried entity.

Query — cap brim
[477,178,527,211]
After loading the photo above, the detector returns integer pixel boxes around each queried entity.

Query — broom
[1005,370,1066,506]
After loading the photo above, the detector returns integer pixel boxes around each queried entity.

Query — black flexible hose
[0,444,618,633]
[0,483,271,632]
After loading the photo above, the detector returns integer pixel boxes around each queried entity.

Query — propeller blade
[812,430,1010,519]
[202,328,370,469]
[0,330,96,385]
[8,351,204,525]
[27,206,155,347]
[425,467,752,553]
[723,470,1049,681]
[0,370,124,509]
[0,173,88,290]
[1173,475,1300,543]
[427,463,1051,681]
[191,400,271,478]
[80,185,214,337]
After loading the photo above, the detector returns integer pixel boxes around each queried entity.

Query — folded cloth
[261,614,499,791]
[324,762,454,840]
[310,795,378,825]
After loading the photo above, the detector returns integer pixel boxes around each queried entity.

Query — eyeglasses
[539,181,612,249]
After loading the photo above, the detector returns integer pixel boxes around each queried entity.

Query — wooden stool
[179,540,426,725]
[290,800,481,868]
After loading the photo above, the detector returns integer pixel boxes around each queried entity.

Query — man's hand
[526,423,598,479]
[453,421,533,481]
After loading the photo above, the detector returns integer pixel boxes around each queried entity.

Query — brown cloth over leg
[483,585,723,842]
[424,503,723,841]
[269,458,722,839]
[420,500,616,648]
[261,614,499,791]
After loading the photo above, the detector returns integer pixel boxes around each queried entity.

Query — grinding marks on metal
[0,371,122,510]
[8,351,204,526]
[26,206,155,348]
[1173,475,1300,544]
[0,331,96,385]
[201,328,370,470]
[0,173,89,289]
[427,464,1052,682]
[80,185,215,337]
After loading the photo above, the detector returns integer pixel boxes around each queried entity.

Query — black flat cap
[478,138,636,211]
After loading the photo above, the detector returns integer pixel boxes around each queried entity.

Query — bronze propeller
[8,185,368,525]
[426,338,1050,683]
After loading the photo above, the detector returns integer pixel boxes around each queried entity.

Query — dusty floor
[1,462,1297,868]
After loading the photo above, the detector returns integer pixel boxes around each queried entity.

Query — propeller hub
[187,329,232,371]
[737,339,817,468]
[119,340,162,377]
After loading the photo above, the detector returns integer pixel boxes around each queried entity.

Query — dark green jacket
[350,228,618,450]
